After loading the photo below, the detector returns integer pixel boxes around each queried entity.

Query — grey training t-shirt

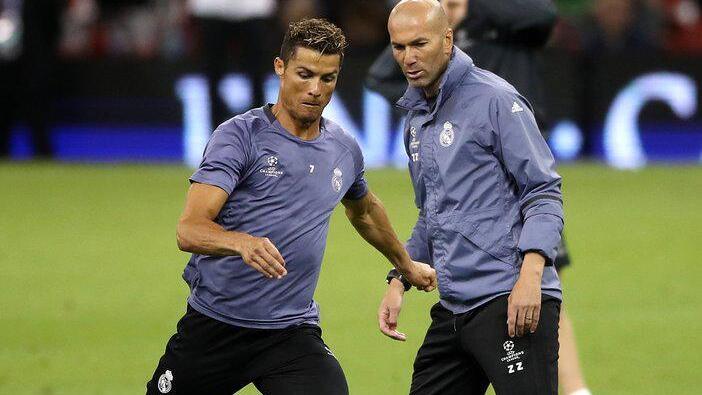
[184,105,368,329]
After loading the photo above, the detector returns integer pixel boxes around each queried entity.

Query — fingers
[389,330,407,341]
[245,238,287,279]
[516,307,526,337]
[248,257,276,279]
[508,300,541,337]
[420,282,435,292]
[507,300,517,338]
[529,306,540,334]
[251,256,280,279]
[263,238,286,267]
[257,248,287,278]
[426,269,437,292]
[378,305,406,341]
[414,266,437,292]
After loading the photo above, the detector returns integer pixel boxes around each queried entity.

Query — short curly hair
[280,18,347,65]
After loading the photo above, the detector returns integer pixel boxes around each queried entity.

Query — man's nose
[308,79,322,97]
[404,48,418,66]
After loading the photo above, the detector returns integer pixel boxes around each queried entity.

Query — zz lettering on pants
[507,362,524,374]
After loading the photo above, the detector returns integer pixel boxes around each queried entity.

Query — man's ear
[274,57,285,77]
[444,28,454,54]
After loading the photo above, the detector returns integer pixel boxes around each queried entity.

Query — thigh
[410,303,489,395]
[461,296,560,395]
[251,326,349,395]
[145,305,249,395]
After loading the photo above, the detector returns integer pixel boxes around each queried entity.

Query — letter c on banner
[604,72,697,169]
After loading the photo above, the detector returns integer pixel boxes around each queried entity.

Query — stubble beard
[291,106,320,126]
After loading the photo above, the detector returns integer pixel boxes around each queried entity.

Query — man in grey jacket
[379,1,564,393]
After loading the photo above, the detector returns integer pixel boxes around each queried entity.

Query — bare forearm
[519,252,545,280]
[346,195,412,272]
[176,219,247,256]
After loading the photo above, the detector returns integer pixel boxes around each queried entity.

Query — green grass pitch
[0,162,699,394]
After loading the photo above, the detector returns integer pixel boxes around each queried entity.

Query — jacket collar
[396,46,473,112]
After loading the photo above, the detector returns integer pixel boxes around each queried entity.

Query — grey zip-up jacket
[399,48,563,313]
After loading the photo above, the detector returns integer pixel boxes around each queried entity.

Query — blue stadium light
[219,73,253,113]
[549,120,583,161]
[176,75,212,168]
[391,116,409,168]
[603,72,697,169]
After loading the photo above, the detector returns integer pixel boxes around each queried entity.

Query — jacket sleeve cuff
[517,213,563,265]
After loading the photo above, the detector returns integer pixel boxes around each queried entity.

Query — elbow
[176,233,190,252]
[176,220,194,252]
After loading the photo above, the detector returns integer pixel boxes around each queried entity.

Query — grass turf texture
[0,162,699,394]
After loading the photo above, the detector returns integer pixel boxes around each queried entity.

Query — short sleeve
[189,122,253,195]
[343,136,369,201]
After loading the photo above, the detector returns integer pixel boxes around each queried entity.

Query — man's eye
[393,45,404,51]
[298,73,311,79]
[323,76,336,83]
[416,42,427,47]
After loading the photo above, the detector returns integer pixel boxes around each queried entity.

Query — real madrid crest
[439,121,454,147]
[157,370,173,393]
[331,167,343,192]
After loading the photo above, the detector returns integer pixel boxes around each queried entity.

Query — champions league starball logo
[503,341,514,352]
[331,167,343,192]
[501,340,525,363]
[260,155,284,177]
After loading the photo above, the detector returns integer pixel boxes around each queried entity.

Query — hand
[507,253,545,337]
[401,261,437,292]
[233,233,287,279]
[378,279,407,341]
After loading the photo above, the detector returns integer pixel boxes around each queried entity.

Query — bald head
[388,0,454,96]
[389,0,450,36]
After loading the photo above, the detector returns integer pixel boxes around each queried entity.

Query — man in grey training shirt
[146,18,436,395]
[378,1,564,394]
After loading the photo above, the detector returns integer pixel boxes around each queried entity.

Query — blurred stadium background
[0,0,700,394]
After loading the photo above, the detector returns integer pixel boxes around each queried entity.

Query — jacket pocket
[445,207,519,267]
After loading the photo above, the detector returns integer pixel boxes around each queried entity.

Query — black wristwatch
[386,268,412,291]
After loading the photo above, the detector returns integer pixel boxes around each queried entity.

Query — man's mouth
[406,69,424,80]
[302,102,320,108]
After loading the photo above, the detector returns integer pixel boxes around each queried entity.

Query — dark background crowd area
[5,0,702,63]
